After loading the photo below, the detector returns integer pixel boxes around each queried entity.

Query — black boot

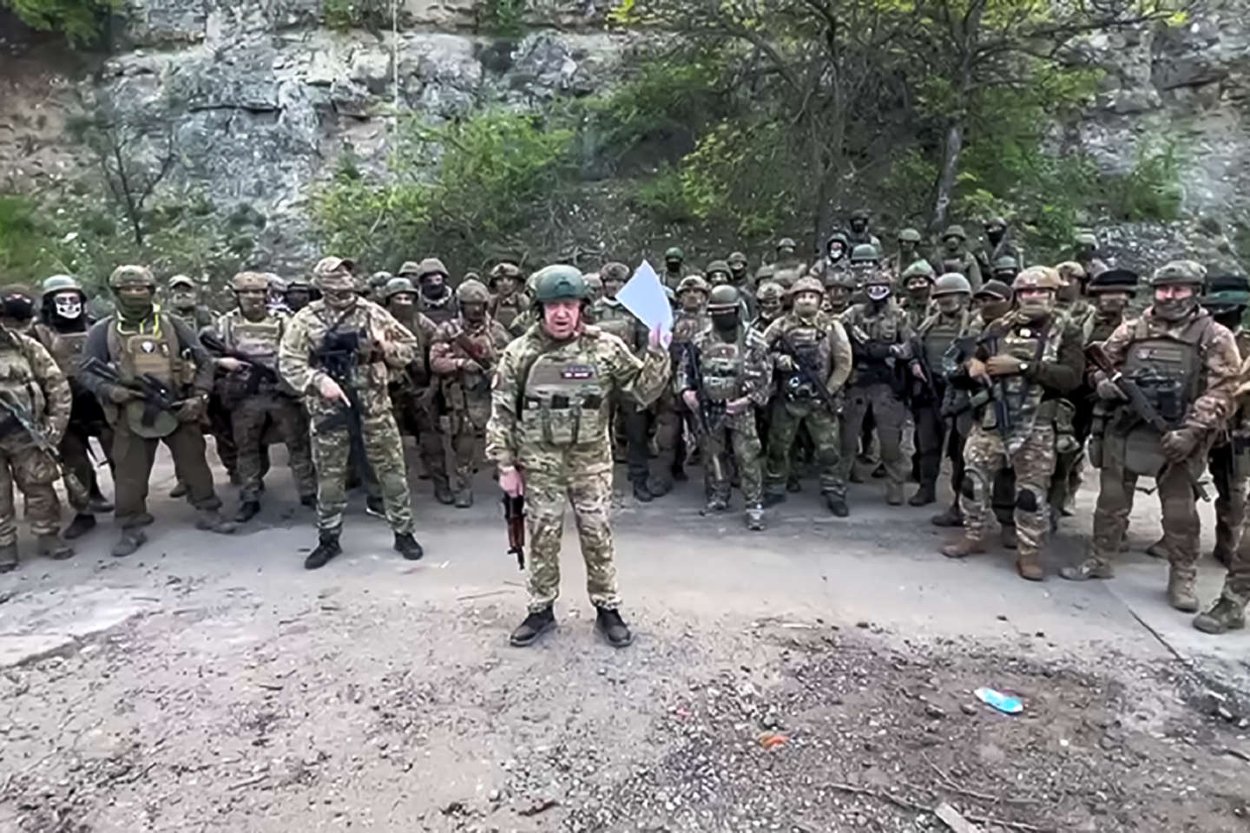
[111,529,147,558]
[299,493,317,508]
[931,503,963,527]
[453,490,473,509]
[304,527,342,570]
[394,532,424,561]
[510,606,555,647]
[365,496,385,518]
[235,500,261,523]
[632,479,653,503]
[433,480,455,505]
[595,607,633,648]
[825,494,849,517]
[63,513,97,540]
[87,494,113,514]
[908,484,936,507]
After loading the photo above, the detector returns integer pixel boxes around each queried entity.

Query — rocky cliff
[1,0,1248,275]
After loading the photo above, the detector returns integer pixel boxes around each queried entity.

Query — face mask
[1154,294,1195,321]
[54,292,82,319]
[980,299,1011,321]
[1017,293,1054,321]
[907,285,930,301]
[827,245,844,262]
[711,312,740,332]
[1096,294,1129,318]
[850,220,866,233]
[986,228,1004,245]
[116,291,152,320]
[463,302,486,323]
[937,297,962,315]
[420,279,445,300]
[793,296,820,318]
[170,290,196,310]
[324,289,356,310]
[730,266,746,282]
[1057,283,1080,303]
[286,290,311,311]
[866,285,890,302]
[944,238,961,254]
[389,297,415,317]
[2,295,33,322]
[665,260,682,273]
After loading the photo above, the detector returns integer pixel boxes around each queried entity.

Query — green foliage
[629,165,694,224]
[316,110,575,270]
[0,195,57,281]
[476,0,527,35]
[1101,142,1183,223]
[322,0,394,32]
[2,0,120,47]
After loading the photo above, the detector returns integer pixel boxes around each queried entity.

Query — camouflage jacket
[0,327,71,446]
[489,291,531,337]
[388,309,439,390]
[679,324,773,413]
[429,315,513,410]
[485,324,671,475]
[761,312,853,396]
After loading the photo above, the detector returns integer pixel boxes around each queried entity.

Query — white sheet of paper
[616,260,673,335]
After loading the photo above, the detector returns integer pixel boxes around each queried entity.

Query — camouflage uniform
[662,247,686,292]
[976,217,1024,276]
[429,280,512,507]
[678,285,772,528]
[78,266,236,557]
[1063,262,1239,611]
[762,277,853,513]
[910,274,972,506]
[279,257,423,568]
[935,226,983,292]
[487,265,670,647]
[840,272,915,504]
[487,262,531,338]
[887,228,924,278]
[167,275,232,489]
[382,277,449,504]
[900,260,937,331]
[591,263,652,498]
[845,210,882,251]
[944,268,1084,580]
[652,275,709,495]
[0,312,74,571]
[726,252,758,319]
[407,258,460,327]
[208,272,316,520]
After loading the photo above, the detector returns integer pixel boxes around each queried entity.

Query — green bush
[1102,142,1183,223]
[476,0,527,35]
[629,165,694,224]
[322,0,394,32]
[2,0,120,47]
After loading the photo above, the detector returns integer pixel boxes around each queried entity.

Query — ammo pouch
[1049,399,1079,455]
[522,393,605,446]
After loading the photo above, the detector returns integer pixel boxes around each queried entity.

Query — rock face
[0,0,1247,272]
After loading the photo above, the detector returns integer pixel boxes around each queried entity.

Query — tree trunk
[931,121,963,232]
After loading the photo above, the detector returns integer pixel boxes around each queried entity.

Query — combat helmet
[416,258,449,280]
[167,274,196,291]
[456,278,490,304]
[727,251,748,269]
[850,208,870,221]
[777,237,797,251]
[676,274,710,295]
[397,260,422,277]
[489,261,523,286]
[664,246,685,262]
[1055,261,1088,284]
[941,225,967,242]
[109,265,156,291]
[1087,268,1139,295]
[582,271,604,293]
[975,279,1013,301]
[897,228,922,244]
[230,271,269,292]
[984,216,1008,233]
[532,264,588,303]
[790,276,825,297]
[369,271,393,294]
[1150,260,1206,287]
[849,243,880,264]
[901,260,936,284]
[41,274,83,299]
[312,256,356,291]
[601,262,630,283]
[1203,273,1250,311]
[1013,266,1062,291]
[754,264,777,285]
[992,255,1020,277]
[706,284,741,312]
[705,259,732,284]
[932,273,972,297]
[383,276,418,302]
[756,281,784,305]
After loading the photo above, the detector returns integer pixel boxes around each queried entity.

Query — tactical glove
[1161,427,1201,463]
[107,384,138,405]
[1095,378,1125,402]
[176,395,206,423]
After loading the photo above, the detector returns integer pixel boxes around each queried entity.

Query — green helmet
[865,269,893,288]
[754,264,777,285]
[821,268,855,290]
[901,260,936,280]
[1014,266,1062,291]
[941,225,966,242]
[677,274,710,295]
[1151,260,1205,287]
[727,251,748,269]
[382,276,417,301]
[532,264,588,303]
[706,284,741,311]
[777,237,797,251]
[416,258,449,280]
[456,278,490,304]
[849,243,880,264]
[706,259,731,276]
[397,260,422,277]
[664,246,685,262]
[897,228,922,244]
[932,273,972,297]
[109,265,156,291]
[41,274,82,298]
[489,261,523,284]
[1203,273,1249,307]
[369,271,394,291]
[992,255,1020,275]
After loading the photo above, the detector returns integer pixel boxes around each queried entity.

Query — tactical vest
[700,335,744,402]
[981,315,1065,452]
[35,323,88,378]
[594,302,637,349]
[105,315,186,388]
[441,322,497,429]
[492,294,525,332]
[226,314,283,364]
[1118,316,1210,427]
[421,294,458,327]
[0,342,42,421]
[518,347,607,447]
[919,312,967,375]
[779,319,827,402]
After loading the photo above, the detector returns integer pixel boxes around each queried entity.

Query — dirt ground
[1,447,1248,833]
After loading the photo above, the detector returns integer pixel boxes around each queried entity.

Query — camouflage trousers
[233,392,316,502]
[394,386,449,492]
[840,383,907,486]
[1090,435,1206,578]
[652,388,687,483]
[113,420,221,528]
[1208,442,1247,564]
[704,413,763,506]
[0,442,62,545]
[208,392,238,476]
[1225,521,1250,605]
[309,397,413,534]
[525,466,619,612]
[962,423,1056,556]
[446,410,487,496]
[765,399,843,498]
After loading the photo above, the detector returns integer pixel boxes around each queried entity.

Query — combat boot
[908,483,936,507]
[453,491,473,509]
[1145,537,1168,559]
[87,493,113,514]
[825,493,848,517]
[941,535,985,559]
[63,513,97,540]
[304,526,342,570]
[885,482,904,506]
[1015,549,1044,581]
[1210,547,1232,568]
[0,542,17,573]
[648,474,674,498]
[595,607,634,648]
[365,496,386,518]
[786,475,801,493]
[764,491,786,508]
[872,462,887,479]
[1193,597,1246,635]
[1000,525,1018,550]
[111,529,147,558]
[36,533,73,561]
[704,496,728,514]
[1166,568,1199,613]
[745,506,765,532]
[235,500,261,523]
[299,494,317,509]
[394,532,424,561]
[930,503,963,527]
[632,479,653,503]
[1059,557,1114,581]
[433,480,455,506]
[169,480,188,499]
[196,509,237,535]
[509,606,555,647]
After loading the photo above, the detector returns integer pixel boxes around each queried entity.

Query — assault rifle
[0,393,88,507]
[1086,343,1209,501]
[682,342,725,482]
[776,331,838,412]
[312,327,370,480]
[200,331,281,396]
[80,356,183,428]
[503,493,525,570]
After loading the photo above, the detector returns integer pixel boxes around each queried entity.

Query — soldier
[663,247,686,291]
[1061,262,1239,611]
[821,269,855,318]
[936,226,984,291]
[810,232,851,280]
[266,274,289,315]
[977,217,1023,275]
[939,267,1084,580]
[166,275,214,330]
[366,271,393,302]
[165,274,224,495]
[285,277,314,313]
[840,269,914,504]
[753,281,785,333]
[381,277,449,505]
[652,274,709,496]
[278,257,424,569]
[727,251,751,289]
[207,271,317,522]
[1055,261,1095,331]
[429,279,512,508]
[762,276,853,514]
[889,228,924,277]
[990,255,1021,284]
[487,265,671,648]
[0,284,75,570]
[678,285,771,530]
[583,272,604,305]
[1073,231,1109,277]
[33,275,113,540]
[911,274,973,507]
[78,266,237,557]
[900,262,936,331]
[1084,268,1139,344]
[774,237,805,274]
[846,208,882,250]
[405,258,459,326]
[592,263,653,501]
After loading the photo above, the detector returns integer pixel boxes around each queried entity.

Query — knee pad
[1016,488,1040,513]
[960,472,984,501]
